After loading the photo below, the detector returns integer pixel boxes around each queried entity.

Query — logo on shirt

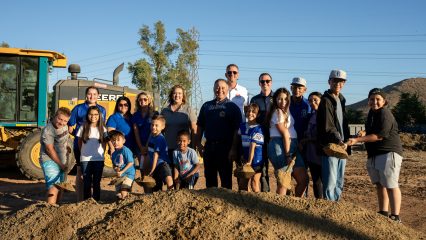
[220,111,226,117]
[252,133,264,142]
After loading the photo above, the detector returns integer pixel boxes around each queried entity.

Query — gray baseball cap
[291,77,307,87]
[329,70,347,81]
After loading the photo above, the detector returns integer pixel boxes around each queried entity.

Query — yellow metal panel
[0,47,67,68]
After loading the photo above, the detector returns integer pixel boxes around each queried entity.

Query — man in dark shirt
[250,73,273,192]
[196,79,242,189]
[317,69,350,201]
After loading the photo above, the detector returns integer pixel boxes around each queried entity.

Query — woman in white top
[266,88,308,196]
[77,106,107,201]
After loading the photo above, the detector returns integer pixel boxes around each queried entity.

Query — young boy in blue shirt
[110,130,135,200]
[238,103,264,192]
[173,130,200,189]
[146,115,174,192]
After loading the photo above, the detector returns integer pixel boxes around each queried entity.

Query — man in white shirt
[225,64,248,118]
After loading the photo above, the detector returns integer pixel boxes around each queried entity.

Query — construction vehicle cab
[0,47,141,179]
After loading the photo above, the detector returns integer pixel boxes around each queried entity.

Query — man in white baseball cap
[316,69,350,201]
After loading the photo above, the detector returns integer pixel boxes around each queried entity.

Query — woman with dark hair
[161,85,197,172]
[347,88,403,223]
[106,96,136,153]
[266,87,307,196]
[300,91,323,198]
[132,91,158,172]
[68,86,106,201]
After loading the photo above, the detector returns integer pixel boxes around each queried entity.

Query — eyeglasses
[118,103,128,107]
[260,80,272,84]
[227,71,238,75]
[138,98,148,102]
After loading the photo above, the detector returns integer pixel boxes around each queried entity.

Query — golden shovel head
[276,156,296,189]
[108,176,126,186]
[233,165,255,179]
[54,182,75,192]
[136,176,156,188]
[323,143,348,159]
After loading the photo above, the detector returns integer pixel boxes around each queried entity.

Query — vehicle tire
[16,129,75,180]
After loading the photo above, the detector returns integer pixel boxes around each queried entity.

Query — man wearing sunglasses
[225,64,248,120]
[249,73,274,192]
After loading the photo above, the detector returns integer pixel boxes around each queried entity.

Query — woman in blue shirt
[107,96,136,154]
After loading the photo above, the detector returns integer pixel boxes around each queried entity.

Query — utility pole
[190,30,202,114]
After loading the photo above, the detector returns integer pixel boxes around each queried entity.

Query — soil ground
[0,148,425,239]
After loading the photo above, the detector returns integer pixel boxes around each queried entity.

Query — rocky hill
[347,77,426,113]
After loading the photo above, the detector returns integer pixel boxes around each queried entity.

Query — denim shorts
[268,137,305,170]
[367,152,402,188]
[40,159,65,190]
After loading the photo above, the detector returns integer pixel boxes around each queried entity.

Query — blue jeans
[321,156,346,201]
[80,161,104,201]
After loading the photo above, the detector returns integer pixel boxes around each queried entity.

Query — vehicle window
[20,57,38,122]
[0,56,18,121]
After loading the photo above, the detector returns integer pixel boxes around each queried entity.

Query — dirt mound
[399,133,426,150]
[0,189,423,240]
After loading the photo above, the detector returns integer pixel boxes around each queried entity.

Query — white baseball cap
[329,70,347,81]
[291,77,307,87]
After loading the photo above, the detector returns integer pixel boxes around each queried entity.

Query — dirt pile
[400,133,426,150]
[0,189,423,240]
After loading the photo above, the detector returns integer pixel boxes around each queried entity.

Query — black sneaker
[377,211,389,217]
[389,215,402,223]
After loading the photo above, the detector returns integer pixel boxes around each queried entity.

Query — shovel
[54,148,76,192]
[277,155,296,189]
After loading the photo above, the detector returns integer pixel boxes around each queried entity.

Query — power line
[202,33,426,38]
[198,53,426,60]
[201,50,426,56]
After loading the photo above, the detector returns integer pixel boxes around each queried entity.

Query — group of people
[38,64,403,223]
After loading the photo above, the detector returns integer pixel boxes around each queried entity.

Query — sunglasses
[139,98,148,102]
[118,103,128,107]
[227,71,238,75]
[260,80,272,84]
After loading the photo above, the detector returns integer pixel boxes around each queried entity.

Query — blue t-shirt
[131,110,152,146]
[111,146,135,180]
[239,123,264,167]
[197,98,242,142]
[68,102,106,136]
[148,133,170,166]
[107,112,135,151]
[289,96,311,140]
[173,147,199,178]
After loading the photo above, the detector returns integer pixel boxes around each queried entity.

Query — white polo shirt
[228,83,248,118]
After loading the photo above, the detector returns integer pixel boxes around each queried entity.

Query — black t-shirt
[365,107,403,157]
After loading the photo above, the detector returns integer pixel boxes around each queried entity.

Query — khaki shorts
[115,177,133,192]
[367,152,402,188]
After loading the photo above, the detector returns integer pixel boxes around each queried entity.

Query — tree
[1,42,10,47]
[392,92,426,130]
[346,108,365,124]
[128,21,199,108]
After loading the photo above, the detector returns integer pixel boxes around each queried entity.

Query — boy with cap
[317,70,351,201]
[290,77,311,196]
[290,77,311,142]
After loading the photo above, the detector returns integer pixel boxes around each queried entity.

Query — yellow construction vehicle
[0,47,141,179]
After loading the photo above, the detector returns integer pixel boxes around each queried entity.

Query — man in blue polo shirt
[68,86,106,201]
[250,72,274,192]
[196,79,242,189]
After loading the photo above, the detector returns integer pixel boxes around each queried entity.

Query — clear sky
[2,0,426,105]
